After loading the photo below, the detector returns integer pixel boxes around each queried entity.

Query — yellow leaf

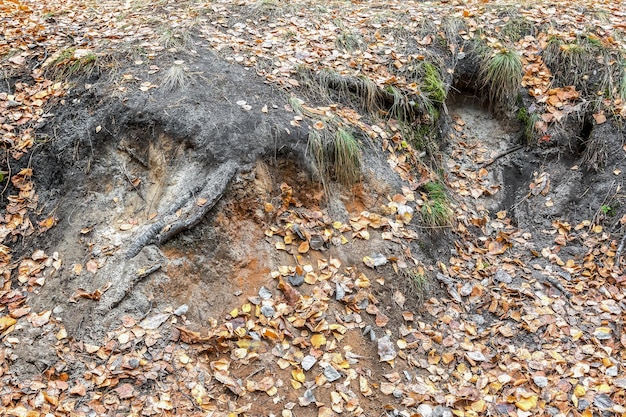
[311,333,327,348]
[292,369,306,383]
[0,316,17,331]
[515,395,537,411]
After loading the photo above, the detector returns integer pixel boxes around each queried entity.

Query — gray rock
[174,304,188,316]
[416,404,433,417]
[594,394,614,410]
[532,376,548,388]
[323,365,342,382]
[301,355,316,371]
[494,270,512,284]
[577,398,590,411]
[335,283,345,301]
[432,405,452,417]
[259,286,272,300]
[260,305,275,318]
[289,274,304,287]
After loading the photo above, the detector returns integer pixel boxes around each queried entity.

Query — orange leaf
[593,112,606,124]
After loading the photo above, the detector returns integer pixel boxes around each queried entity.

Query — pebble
[594,394,614,410]
[532,376,548,388]
[377,336,396,361]
[288,274,304,287]
[173,304,188,316]
[432,406,452,417]
[259,287,272,300]
[261,305,275,318]
[416,404,433,417]
[301,355,316,371]
[309,235,325,251]
[335,283,345,300]
[323,366,341,382]
[577,399,590,411]
[495,270,512,284]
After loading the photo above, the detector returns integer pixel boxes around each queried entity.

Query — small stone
[288,274,304,287]
[309,235,325,251]
[577,398,590,411]
[416,404,433,417]
[460,282,474,296]
[545,406,560,416]
[299,389,316,406]
[614,378,626,388]
[606,366,618,377]
[432,405,453,417]
[173,304,188,316]
[593,327,612,340]
[377,336,396,362]
[335,283,345,301]
[466,351,486,361]
[259,287,272,300]
[494,270,512,284]
[301,355,316,371]
[594,394,614,410]
[261,305,275,318]
[323,366,341,382]
[532,376,548,388]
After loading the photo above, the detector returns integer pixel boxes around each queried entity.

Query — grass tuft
[420,181,452,227]
[161,61,189,92]
[480,48,523,109]
[45,47,98,79]
[543,34,622,99]
[334,128,361,186]
[402,266,432,306]
[422,62,446,103]
[158,27,193,50]
[335,20,365,52]
[517,107,539,144]
[500,15,535,42]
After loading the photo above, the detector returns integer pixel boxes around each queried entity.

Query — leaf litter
[0,0,625,416]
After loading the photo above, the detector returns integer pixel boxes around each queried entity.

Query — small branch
[614,233,626,271]
[480,144,524,169]
[119,162,145,201]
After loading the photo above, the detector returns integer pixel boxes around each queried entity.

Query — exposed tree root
[106,263,162,312]
[126,161,238,259]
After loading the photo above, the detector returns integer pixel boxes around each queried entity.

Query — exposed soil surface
[1,1,626,416]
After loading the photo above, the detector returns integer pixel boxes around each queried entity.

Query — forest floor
[1,1,626,416]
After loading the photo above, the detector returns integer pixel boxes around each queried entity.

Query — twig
[614,233,626,271]
[118,162,145,201]
[480,144,524,169]
[1,149,11,200]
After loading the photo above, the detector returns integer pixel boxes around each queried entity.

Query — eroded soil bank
[1,1,626,416]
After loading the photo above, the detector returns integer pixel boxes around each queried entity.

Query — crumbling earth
[1,1,625,416]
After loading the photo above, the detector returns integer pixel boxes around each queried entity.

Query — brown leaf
[115,383,135,399]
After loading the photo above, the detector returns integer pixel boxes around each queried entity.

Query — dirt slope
[1,1,626,417]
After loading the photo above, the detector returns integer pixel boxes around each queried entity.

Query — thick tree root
[125,161,238,259]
